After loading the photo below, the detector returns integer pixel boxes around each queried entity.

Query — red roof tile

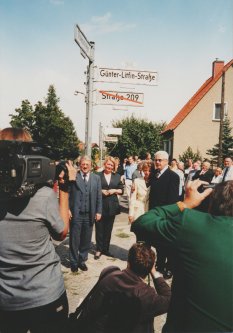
[162,59,233,133]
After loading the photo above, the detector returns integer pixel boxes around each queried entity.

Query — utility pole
[74,24,95,158]
[218,71,225,166]
[99,122,103,167]
[85,42,95,157]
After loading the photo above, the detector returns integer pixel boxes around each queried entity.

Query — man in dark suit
[192,161,214,212]
[149,151,179,279]
[69,156,102,272]
[132,180,233,333]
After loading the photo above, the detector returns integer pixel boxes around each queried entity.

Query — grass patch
[115,232,130,238]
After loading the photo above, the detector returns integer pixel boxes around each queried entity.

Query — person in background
[0,127,75,333]
[174,161,185,200]
[132,180,233,333]
[145,152,153,163]
[124,156,137,204]
[170,158,178,171]
[76,242,171,333]
[192,161,214,212]
[185,161,200,184]
[69,155,102,272]
[211,167,223,183]
[114,157,125,183]
[184,158,193,180]
[95,156,124,259]
[129,162,151,223]
[222,156,233,181]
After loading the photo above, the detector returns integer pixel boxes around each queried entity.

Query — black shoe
[94,252,102,260]
[163,269,173,280]
[71,266,78,273]
[103,251,114,258]
[78,263,88,271]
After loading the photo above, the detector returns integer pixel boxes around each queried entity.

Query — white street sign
[74,24,93,61]
[104,128,122,136]
[95,67,158,86]
[96,90,144,107]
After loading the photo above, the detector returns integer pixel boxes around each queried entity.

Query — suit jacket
[80,266,171,333]
[149,168,179,209]
[192,169,214,183]
[131,205,233,333]
[69,172,102,224]
[97,172,124,217]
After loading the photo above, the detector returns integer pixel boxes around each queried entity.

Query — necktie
[155,171,160,178]
[83,173,87,183]
[222,167,229,182]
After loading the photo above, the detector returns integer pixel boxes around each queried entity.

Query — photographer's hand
[66,160,77,181]
[183,179,213,209]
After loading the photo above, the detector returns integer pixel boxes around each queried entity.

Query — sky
[0,0,232,143]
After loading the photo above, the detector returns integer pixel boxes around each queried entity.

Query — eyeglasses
[154,159,164,162]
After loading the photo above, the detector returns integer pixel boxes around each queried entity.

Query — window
[213,103,227,121]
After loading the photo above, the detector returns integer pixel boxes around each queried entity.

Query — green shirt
[131,204,233,332]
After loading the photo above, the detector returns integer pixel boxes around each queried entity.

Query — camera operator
[0,128,76,333]
[131,179,233,333]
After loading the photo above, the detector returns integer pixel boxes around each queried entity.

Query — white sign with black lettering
[74,24,93,60]
[97,90,144,107]
[95,68,158,86]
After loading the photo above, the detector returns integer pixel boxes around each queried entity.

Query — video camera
[0,140,56,199]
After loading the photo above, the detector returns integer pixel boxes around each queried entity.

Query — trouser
[69,213,93,269]
[0,291,68,333]
[156,245,174,273]
[125,179,132,204]
[95,215,115,253]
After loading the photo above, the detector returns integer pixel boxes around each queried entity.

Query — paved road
[55,194,169,333]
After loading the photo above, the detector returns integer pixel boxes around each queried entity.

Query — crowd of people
[0,127,232,333]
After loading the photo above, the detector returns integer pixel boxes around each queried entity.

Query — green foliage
[179,146,202,164]
[105,116,165,160]
[10,100,35,131]
[10,85,80,159]
[206,116,233,164]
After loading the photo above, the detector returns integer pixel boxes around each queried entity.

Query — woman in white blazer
[128,162,151,223]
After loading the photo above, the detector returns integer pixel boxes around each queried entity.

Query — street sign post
[95,67,158,86]
[74,24,95,157]
[96,90,144,107]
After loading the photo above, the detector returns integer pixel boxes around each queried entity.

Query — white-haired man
[148,151,179,279]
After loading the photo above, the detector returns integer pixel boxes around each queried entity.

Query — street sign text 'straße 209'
[74,24,93,61]
[95,67,158,86]
[97,90,144,107]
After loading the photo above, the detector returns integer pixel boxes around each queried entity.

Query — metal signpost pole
[85,42,95,157]
[74,24,95,158]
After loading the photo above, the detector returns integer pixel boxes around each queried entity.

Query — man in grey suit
[69,156,102,272]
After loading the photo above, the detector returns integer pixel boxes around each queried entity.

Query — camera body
[0,140,56,198]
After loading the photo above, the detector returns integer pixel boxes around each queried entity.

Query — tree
[206,116,233,165]
[105,116,166,161]
[179,146,202,165]
[10,100,35,131]
[10,85,80,159]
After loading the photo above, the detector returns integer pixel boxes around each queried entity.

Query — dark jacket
[80,266,171,333]
[149,167,180,209]
[69,171,102,224]
[97,172,124,217]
